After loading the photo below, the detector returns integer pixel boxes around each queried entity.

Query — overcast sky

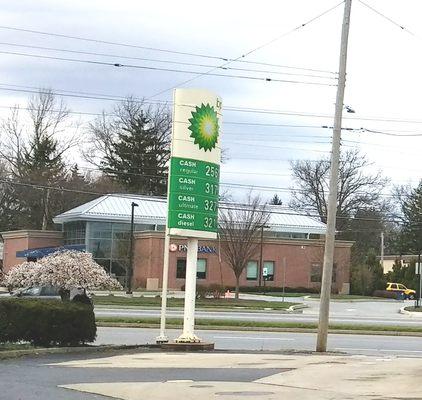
[1,0,422,203]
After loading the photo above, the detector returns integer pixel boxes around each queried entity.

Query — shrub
[373,290,398,299]
[196,285,209,299]
[208,284,226,299]
[224,286,320,294]
[0,298,96,346]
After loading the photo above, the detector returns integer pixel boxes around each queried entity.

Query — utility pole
[316,0,352,353]
[380,232,385,271]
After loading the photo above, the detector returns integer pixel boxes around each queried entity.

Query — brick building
[1,194,353,293]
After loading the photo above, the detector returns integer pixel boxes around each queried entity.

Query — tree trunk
[59,288,70,302]
[235,276,240,299]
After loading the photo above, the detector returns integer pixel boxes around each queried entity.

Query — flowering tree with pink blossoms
[2,250,121,300]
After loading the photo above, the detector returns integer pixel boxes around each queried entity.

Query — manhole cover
[216,392,275,396]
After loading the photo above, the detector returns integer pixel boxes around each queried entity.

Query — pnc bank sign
[169,243,217,254]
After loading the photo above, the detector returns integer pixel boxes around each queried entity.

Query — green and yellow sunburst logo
[188,103,219,151]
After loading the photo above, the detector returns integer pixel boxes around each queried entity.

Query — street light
[126,201,139,294]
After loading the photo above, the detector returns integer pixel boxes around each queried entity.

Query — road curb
[0,344,157,361]
[400,306,422,317]
[287,304,308,313]
[96,322,422,337]
[95,305,296,313]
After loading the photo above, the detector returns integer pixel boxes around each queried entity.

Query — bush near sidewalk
[373,290,400,299]
[0,298,96,346]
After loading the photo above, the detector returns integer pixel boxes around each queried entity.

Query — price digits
[205,182,218,195]
[204,216,216,229]
[205,165,219,178]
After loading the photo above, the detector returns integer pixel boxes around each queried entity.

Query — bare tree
[218,195,270,299]
[0,90,78,229]
[289,149,388,230]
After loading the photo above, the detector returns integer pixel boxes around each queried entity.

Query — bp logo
[188,103,219,151]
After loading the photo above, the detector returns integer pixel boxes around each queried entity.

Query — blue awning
[16,244,86,259]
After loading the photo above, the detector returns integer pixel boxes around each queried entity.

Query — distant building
[1,194,353,293]
[380,255,419,274]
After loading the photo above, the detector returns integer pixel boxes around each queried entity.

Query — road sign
[167,89,222,239]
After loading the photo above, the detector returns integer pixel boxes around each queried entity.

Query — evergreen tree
[88,98,171,196]
[269,194,283,205]
[399,181,422,254]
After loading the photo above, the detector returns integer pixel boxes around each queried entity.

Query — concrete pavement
[53,351,422,399]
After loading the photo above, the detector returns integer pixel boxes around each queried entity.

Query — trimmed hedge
[226,286,321,294]
[373,290,400,299]
[0,298,96,346]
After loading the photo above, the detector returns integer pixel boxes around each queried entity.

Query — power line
[0,50,335,86]
[0,24,337,74]
[0,177,408,224]
[0,41,336,80]
[0,25,231,61]
[362,128,422,137]
[4,84,422,128]
[357,0,416,36]
[147,1,343,98]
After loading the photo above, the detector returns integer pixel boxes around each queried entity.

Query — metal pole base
[175,333,201,343]
[156,335,169,344]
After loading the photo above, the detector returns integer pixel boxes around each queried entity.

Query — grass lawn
[0,343,35,352]
[96,316,422,334]
[93,295,296,310]
[404,306,422,312]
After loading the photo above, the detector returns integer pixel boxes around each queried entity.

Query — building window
[197,259,207,279]
[246,260,258,280]
[176,258,207,279]
[263,261,275,281]
[63,221,86,245]
[311,263,337,283]
[311,263,322,282]
[332,264,337,283]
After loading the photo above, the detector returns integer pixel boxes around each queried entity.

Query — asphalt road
[95,298,422,326]
[96,326,422,357]
[0,351,282,400]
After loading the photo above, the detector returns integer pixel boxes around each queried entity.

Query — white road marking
[214,336,295,341]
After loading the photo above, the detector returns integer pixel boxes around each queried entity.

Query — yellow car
[386,282,416,300]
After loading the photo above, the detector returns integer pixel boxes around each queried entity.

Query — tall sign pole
[316,0,352,352]
[165,88,222,343]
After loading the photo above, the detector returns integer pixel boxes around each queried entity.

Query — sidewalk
[53,351,422,399]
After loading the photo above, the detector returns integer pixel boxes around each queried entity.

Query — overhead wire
[357,0,416,36]
[147,1,343,98]
[0,50,335,87]
[3,84,422,128]
[0,41,336,80]
[0,177,409,224]
[0,24,337,74]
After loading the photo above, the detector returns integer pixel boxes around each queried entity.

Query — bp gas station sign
[167,89,222,239]
[162,88,222,344]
